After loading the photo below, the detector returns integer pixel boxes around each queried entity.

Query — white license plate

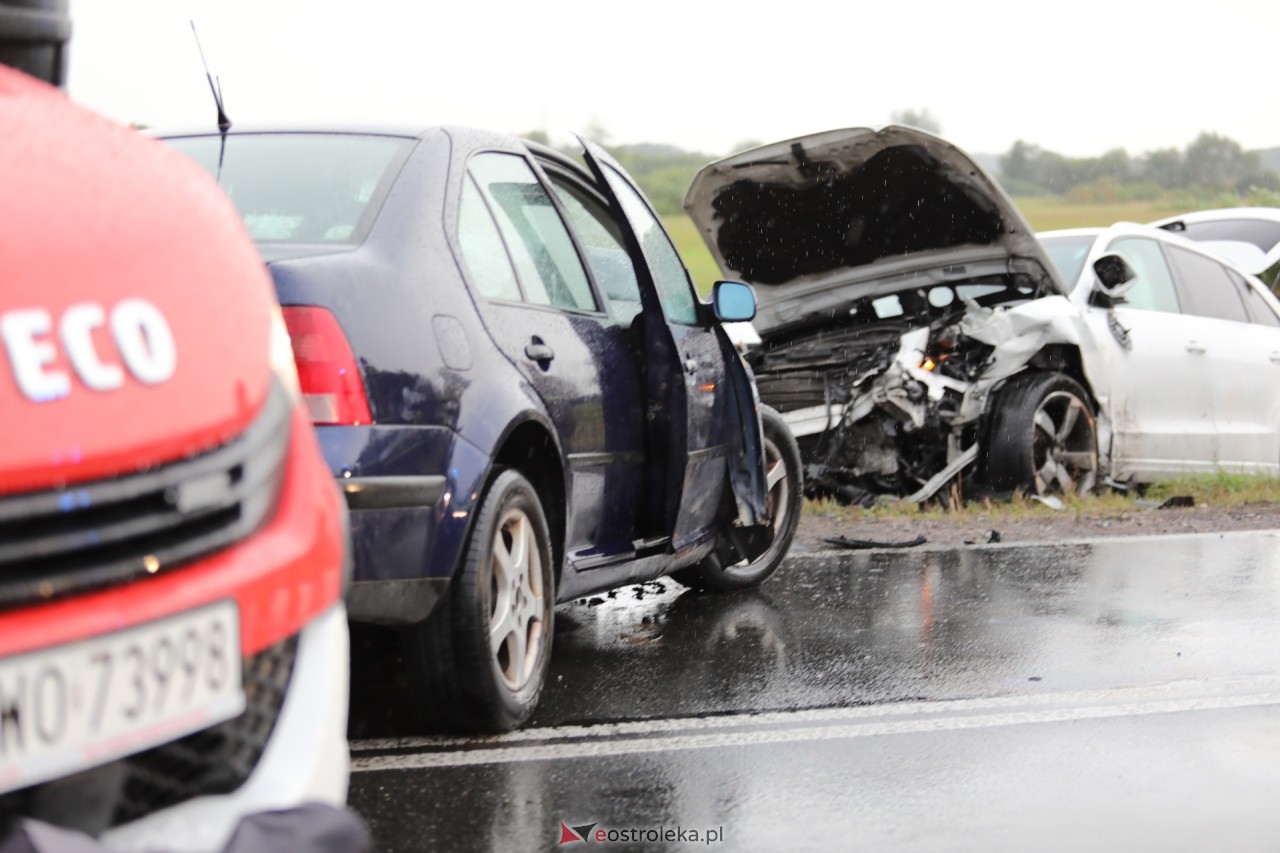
[0,600,244,795]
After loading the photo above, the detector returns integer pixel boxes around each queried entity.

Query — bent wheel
[985,372,1098,497]
[407,470,554,733]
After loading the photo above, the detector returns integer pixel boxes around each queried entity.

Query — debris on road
[823,535,928,550]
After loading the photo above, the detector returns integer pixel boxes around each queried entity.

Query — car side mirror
[712,280,757,323]
[1092,253,1138,298]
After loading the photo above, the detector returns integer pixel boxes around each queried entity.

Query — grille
[110,635,299,826]
[752,322,905,413]
[0,381,291,610]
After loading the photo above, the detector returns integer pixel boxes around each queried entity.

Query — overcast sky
[66,0,1273,159]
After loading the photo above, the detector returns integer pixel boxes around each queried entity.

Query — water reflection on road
[536,532,1280,724]
[348,531,1280,852]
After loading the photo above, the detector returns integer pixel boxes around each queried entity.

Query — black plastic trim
[339,475,446,510]
[0,381,291,610]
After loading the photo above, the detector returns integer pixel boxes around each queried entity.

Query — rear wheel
[985,372,1098,497]
[406,470,554,733]
[672,405,802,592]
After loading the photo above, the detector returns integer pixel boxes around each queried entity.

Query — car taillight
[280,306,373,426]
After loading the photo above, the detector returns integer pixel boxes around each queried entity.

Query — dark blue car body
[165,126,786,729]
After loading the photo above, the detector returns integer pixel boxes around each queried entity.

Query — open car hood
[684,126,1062,333]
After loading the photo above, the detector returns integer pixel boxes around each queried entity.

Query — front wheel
[406,469,555,733]
[984,372,1099,497]
[672,405,803,592]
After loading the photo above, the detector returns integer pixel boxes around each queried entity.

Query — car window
[468,153,598,312]
[1229,269,1280,327]
[598,164,699,325]
[546,174,643,326]
[1178,218,1280,253]
[1039,235,1094,288]
[1106,237,1180,314]
[457,177,523,302]
[165,133,412,244]
[1164,244,1250,323]
[1263,259,1280,293]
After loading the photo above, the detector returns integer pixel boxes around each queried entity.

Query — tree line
[1000,132,1280,201]
[526,126,1280,215]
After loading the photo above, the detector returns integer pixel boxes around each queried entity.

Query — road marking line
[350,676,1280,752]
[351,689,1280,772]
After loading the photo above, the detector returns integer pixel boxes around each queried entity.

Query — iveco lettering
[1,300,178,399]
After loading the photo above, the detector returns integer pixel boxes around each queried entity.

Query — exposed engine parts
[745,277,1086,505]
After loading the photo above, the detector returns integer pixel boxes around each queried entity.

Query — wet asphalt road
[346,531,1280,851]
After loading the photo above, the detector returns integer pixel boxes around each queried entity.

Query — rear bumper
[340,478,449,624]
[347,577,450,625]
[101,602,351,853]
[318,425,492,625]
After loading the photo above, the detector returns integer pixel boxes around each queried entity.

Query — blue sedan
[164,127,801,732]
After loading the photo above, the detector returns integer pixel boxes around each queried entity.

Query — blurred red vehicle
[0,4,352,851]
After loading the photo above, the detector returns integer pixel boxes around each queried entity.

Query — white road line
[350,688,1280,773]
[349,676,1280,752]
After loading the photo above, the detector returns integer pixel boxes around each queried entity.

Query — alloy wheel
[1031,390,1098,496]
[488,507,546,691]
[763,435,792,544]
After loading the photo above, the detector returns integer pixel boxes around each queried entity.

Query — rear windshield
[1176,219,1280,253]
[1039,234,1095,288]
[165,133,413,244]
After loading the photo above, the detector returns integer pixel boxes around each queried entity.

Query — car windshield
[165,133,412,244]
[1039,234,1096,288]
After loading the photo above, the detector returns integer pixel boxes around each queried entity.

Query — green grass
[1142,471,1280,505]
[1012,197,1191,232]
[663,213,719,295]
[802,472,1280,525]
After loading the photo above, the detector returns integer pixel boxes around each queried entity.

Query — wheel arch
[979,365,1100,495]
[1024,344,1113,474]
[490,419,567,581]
[1026,345,1099,409]
[981,347,1103,452]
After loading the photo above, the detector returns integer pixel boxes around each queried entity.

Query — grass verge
[803,472,1280,524]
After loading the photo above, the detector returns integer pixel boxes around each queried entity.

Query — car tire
[984,372,1099,497]
[672,405,803,592]
[406,469,555,733]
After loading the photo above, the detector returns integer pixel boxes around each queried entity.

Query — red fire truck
[0,3,353,850]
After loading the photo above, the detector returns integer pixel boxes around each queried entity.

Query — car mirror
[712,280,757,323]
[1092,253,1138,298]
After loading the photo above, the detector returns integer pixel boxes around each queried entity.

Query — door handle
[1185,341,1206,355]
[1270,352,1280,364]
[525,342,555,362]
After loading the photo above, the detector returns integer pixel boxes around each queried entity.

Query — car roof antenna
[190,20,231,133]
